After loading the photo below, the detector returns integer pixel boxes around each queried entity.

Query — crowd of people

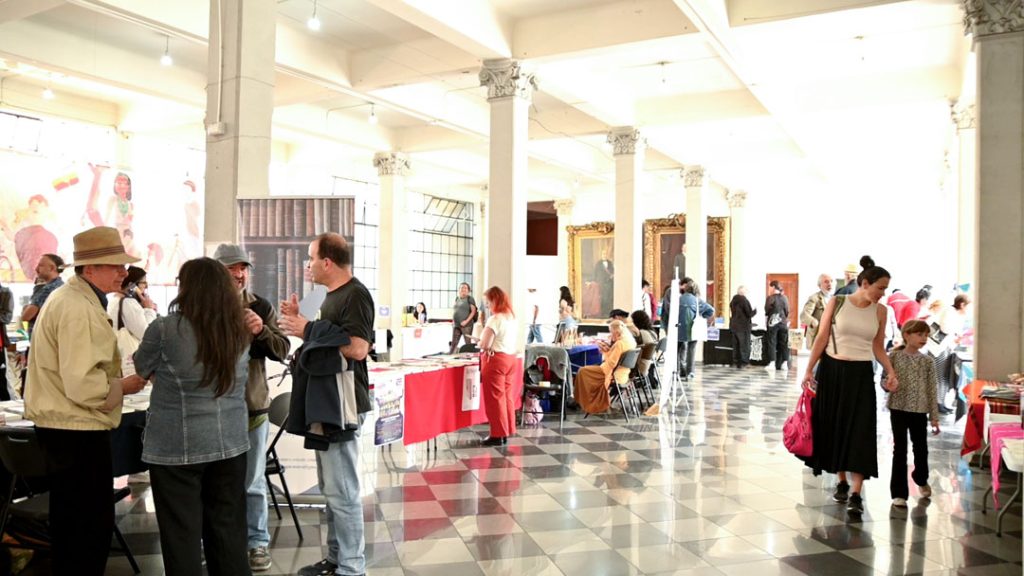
[6,226,979,573]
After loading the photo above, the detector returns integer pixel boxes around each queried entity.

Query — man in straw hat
[25,226,147,576]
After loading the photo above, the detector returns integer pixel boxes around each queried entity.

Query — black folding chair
[632,343,658,408]
[0,426,140,574]
[265,393,303,540]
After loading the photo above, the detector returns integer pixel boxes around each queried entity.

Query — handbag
[691,318,708,342]
[462,364,481,411]
[783,388,814,457]
[115,297,140,376]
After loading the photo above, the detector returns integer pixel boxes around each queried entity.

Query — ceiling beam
[0,0,64,24]
[726,0,905,27]
[361,0,511,59]
[512,0,697,61]
[350,36,480,91]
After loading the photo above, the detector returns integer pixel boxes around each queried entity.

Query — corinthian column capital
[951,101,977,131]
[727,190,747,209]
[553,198,575,217]
[373,152,410,177]
[682,166,705,189]
[962,0,1024,38]
[606,127,645,156]
[479,59,537,101]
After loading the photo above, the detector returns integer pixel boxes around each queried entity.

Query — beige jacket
[25,275,122,430]
[800,291,829,350]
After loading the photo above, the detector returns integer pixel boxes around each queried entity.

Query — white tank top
[831,299,879,361]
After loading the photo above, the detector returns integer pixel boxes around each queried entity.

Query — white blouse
[485,313,518,354]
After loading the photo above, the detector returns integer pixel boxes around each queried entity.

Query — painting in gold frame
[643,215,730,320]
[567,222,615,322]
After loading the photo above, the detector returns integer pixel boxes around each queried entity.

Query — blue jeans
[245,419,270,549]
[527,324,542,344]
[317,414,366,575]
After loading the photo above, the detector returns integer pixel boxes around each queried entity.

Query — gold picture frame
[567,222,615,322]
[643,215,731,320]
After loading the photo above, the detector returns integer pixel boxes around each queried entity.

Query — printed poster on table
[373,373,405,446]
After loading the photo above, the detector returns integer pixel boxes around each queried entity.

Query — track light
[307,0,321,31]
[368,104,378,125]
[42,87,55,100]
[160,36,173,66]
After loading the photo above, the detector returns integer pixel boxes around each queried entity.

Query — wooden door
[766,273,799,329]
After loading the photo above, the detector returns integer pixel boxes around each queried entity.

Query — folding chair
[610,348,641,421]
[265,393,303,540]
[0,427,140,573]
[632,343,658,408]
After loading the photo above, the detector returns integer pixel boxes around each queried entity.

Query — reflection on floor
[21,361,1024,575]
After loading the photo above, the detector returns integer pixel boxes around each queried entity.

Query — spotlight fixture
[42,87,55,100]
[368,103,378,125]
[160,36,173,66]
[307,0,321,31]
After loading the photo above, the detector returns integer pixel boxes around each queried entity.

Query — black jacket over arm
[286,320,355,449]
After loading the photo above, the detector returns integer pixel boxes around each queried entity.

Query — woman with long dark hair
[801,264,897,516]
[134,257,252,575]
[478,286,519,446]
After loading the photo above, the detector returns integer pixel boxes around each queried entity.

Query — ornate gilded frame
[643,215,731,319]
[567,222,614,322]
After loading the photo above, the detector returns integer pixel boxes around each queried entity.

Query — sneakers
[298,559,339,576]
[892,498,907,508]
[919,484,932,498]
[847,493,864,514]
[832,481,850,503]
[248,546,272,572]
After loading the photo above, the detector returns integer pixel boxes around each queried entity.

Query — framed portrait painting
[567,222,615,322]
[643,215,730,319]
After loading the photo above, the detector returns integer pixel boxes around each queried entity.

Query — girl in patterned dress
[886,320,941,507]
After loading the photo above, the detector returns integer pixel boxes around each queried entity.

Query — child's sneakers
[919,484,932,498]
[892,498,908,508]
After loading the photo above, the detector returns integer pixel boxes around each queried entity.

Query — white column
[474,199,487,301]
[204,0,275,248]
[727,190,747,304]
[554,198,575,289]
[374,152,410,359]
[608,127,645,313]
[480,59,535,325]
[683,167,707,294]
[951,101,977,288]
[964,0,1024,379]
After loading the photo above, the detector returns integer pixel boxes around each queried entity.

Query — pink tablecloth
[989,422,1024,506]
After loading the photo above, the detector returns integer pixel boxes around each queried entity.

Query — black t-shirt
[318,277,375,413]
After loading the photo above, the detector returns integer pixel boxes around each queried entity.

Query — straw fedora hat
[69,226,140,267]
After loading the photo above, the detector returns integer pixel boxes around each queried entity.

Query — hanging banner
[373,373,405,446]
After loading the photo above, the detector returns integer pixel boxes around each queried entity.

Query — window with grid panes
[342,178,379,305]
[408,193,474,319]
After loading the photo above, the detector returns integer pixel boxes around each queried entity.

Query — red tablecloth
[402,361,523,446]
[961,380,1021,457]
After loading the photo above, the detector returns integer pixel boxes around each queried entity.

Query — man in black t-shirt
[280,232,374,576]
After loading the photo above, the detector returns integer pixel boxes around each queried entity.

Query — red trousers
[481,352,518,438]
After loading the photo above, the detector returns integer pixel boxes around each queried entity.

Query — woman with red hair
[478,286,519,446]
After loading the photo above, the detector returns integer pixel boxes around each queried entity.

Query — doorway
[765,273,799,329]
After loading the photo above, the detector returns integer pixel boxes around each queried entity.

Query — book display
[237,197,355,306]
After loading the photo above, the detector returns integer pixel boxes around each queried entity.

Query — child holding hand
[885,320,941,507]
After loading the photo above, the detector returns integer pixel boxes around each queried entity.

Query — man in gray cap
[213,243,291,573]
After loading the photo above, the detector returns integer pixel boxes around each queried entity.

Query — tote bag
[462,364,481,411]
[115,298,140,377]
[783,388,814,457]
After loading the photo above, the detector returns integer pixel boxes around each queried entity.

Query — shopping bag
[690,319,708,342]
[462,365,480,411]
[783,388,814,457]
[116,327,140,377]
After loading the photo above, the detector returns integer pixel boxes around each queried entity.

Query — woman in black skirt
[800,264,897,515]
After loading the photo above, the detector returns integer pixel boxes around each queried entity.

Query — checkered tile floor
[21,359,1024,575]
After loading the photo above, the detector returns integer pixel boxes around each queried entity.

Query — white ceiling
[0,0,971,201]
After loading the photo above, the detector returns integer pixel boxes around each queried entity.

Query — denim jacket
[134,314,250,465]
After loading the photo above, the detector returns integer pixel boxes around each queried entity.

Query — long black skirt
[800,353,878,479]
